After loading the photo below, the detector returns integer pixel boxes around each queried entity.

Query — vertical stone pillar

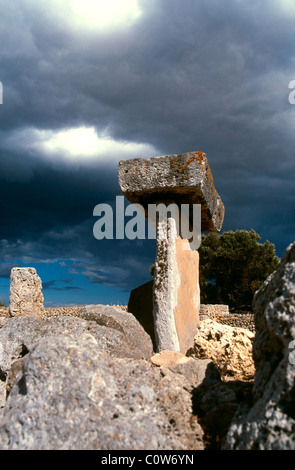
[153,215,200,352]
[9,267,45,318]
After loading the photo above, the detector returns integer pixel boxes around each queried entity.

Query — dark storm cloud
[0,0,294,302]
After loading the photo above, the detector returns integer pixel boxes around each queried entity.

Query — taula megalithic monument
[118,151,224,354]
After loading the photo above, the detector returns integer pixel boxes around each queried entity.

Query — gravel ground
[0,305,128,320]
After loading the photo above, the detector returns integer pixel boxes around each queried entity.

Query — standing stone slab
[153,219,200,353]
[9,268,44,318]
[119,151,224,354]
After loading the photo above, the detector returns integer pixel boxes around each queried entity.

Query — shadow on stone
[127,280,156,350]
[191,362,254,450]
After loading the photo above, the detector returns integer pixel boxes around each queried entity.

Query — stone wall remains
[199,304,255,332]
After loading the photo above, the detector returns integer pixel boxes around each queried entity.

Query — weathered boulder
[223,242,295,450]
[79,304,154,359]
[0,317,8,328]
[0,304,208,450]
[149,350,254,450]
[9,267,44,317]
[0,334,204,450]
[0,306,153,367]
[150,350,216,390]
[0,305,154,411]
[193,318,255,381]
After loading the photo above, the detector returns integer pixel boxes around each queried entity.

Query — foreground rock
[0,305,154,408]
[0,335,203,450]
[150,350,215,389]
[223,242,295,450]
[9,267,44,317]
[193,318,255,381]
[0,305,205,450]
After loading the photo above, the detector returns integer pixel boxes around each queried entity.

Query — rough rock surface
[0,335,203,450]
[223,242,295,450]
[149,350,254,450]
[118,151,225,233]
[193,318,255,381]
[150,350,214,389]
[79,304,154,359]
[0,305,205,450]
[9,267,44,317]
[0,305,153,379]
[153,222,200,354]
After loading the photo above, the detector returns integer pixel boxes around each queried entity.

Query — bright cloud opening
[5,126,158,163]
[271,0,295,16]
[42,127,103,157]
[63,0,142,32]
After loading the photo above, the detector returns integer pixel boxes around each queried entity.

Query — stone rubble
[193,318,255,382]
[223,241,295,450]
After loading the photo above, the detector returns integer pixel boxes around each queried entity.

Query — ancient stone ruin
[118,151,224,354]
[9,267,44,318]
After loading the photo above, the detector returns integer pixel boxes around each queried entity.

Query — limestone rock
[0,306,153,373]
[0,334,204,450]
[118,151,225,233]
[150,350,217,391]
[223,242,295,450]
[79,304,154,359]
[150,350,193,368]
[0,317,9,328]
[193,318,255,381]
[9,267,44,317]
[0,317,46,376]
[0,305,154,411]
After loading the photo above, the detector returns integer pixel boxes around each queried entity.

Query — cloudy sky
[0,0,294,307]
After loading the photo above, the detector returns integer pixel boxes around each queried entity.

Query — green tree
[199,229,280,311]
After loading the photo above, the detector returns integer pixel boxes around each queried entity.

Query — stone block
[9,267,45,318]
[118,151,224,232]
